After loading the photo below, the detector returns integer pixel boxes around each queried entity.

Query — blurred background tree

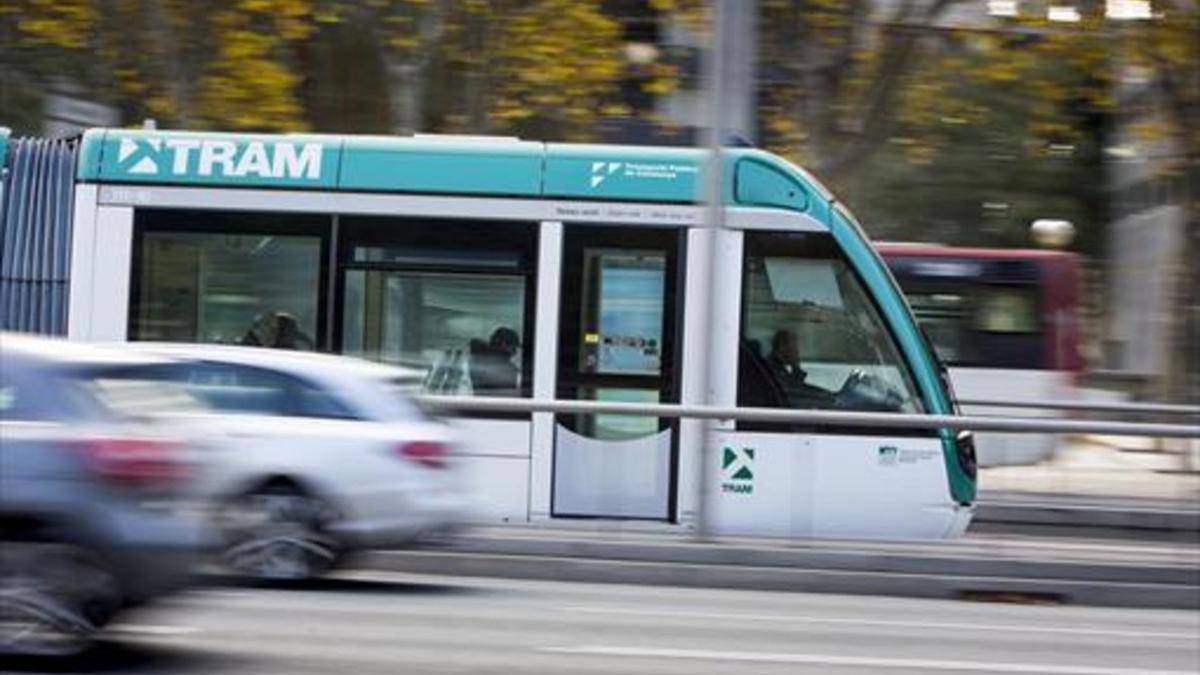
[2,0,1193,262]
[2,0,315,130]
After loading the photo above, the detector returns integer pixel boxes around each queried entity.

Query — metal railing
[957,398,1200,417]
[416,396,1200,439]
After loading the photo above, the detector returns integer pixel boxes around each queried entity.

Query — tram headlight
[955,430,978,481]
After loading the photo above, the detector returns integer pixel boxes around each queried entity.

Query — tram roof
[74,128,832,213]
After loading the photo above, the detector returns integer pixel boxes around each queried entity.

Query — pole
[696,0,733,539]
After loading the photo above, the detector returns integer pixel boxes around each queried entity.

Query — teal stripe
[76,128,106,181]
[829,206,975,504]
[0,127,10,169]
[341,137,543,195]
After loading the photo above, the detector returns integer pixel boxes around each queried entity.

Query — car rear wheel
[0,542,118,657]
[217,486,342,581]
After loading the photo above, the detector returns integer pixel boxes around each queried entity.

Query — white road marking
[563,605,1199,640]
[540,645,1197,675]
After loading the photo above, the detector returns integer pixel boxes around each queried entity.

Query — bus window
[905,292,972,365]
[975,287,1038,333]
[905,285,1043,369]
[739,232,924,416]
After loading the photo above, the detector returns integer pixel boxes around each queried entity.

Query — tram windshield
[739,232,924,414]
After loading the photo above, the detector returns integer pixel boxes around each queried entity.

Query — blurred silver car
[115,343,473,581]
[0,334,205,656]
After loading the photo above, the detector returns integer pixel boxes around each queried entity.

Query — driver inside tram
[766,328,835,408]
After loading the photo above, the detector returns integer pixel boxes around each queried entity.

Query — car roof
[2,332,176,370]
[129,342,422,384]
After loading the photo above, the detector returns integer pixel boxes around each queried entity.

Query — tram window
[133,225,322,347]
[740,232,924,415]
[339,217,536,400]
[343,270,528,397]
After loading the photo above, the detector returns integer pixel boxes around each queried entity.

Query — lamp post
[1030,218,1076,249]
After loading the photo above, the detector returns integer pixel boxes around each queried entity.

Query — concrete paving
[7,572,1198,674]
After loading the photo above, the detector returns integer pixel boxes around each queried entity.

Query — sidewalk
[973,436,1200,537]
[979,436,1199,503]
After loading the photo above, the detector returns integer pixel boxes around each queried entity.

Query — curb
[412,534,1200,585]
[359,549,1200,610]
[355,531,1200,610]
[973,501,1200,539]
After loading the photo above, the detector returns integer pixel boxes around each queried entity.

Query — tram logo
[115,136,323,180]
[590,161,622,187]
[878,445,938,466]
[878,445,899,466]
[721,446,754,494]
[589,160,700,189]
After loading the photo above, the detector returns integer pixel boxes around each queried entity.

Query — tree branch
[822,0,969,177]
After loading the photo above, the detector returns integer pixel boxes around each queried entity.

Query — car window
[181,363,296,416]
[0,370,40,421]
[169,362,360,421]
[294,385,361,420]
[86,376,205,417]
[1,364,95,422]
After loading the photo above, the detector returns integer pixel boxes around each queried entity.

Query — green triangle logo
[732,466,753,481]
[723,447,736,469]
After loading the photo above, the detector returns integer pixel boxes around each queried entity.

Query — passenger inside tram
[468,326,521,395]
[239,312,316,350]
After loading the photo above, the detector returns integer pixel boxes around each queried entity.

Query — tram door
[552,226,682,519]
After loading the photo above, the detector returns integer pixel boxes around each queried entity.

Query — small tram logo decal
[588,159,700,189]
[878,445,938,466]
[721,446,755,494]
[878,445,899,466]
[590,161,622,187]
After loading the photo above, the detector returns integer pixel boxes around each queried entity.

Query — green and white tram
[9,128,976,538]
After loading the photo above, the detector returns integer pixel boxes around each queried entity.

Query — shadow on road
[0,639,253,674]
[202,572,475,596]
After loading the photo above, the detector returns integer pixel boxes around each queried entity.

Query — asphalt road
[7,572,1199,675]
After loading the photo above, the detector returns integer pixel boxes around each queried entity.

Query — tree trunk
[387,61,423,135]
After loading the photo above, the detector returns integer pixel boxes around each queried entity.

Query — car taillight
[76,438,186,487]
[397,441,449,469]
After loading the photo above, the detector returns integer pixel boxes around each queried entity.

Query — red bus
[877,243,1084,466]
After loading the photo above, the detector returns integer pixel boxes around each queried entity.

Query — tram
[0,128,976,538]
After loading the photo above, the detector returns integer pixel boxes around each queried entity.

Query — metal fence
[957,398,1200,417]
[0,135,78,335]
